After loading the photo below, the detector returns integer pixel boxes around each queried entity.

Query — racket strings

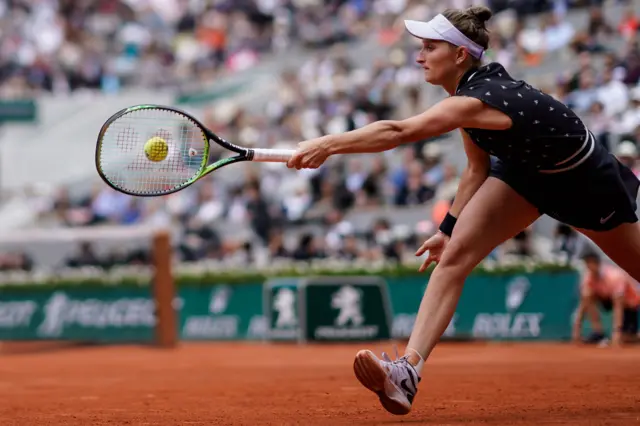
[98,108,208,195]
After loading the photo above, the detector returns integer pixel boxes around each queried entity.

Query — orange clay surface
[0,342,639,425]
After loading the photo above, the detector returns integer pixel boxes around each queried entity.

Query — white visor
[405,14,485,59]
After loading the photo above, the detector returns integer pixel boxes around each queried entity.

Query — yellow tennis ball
[144,137,168,162]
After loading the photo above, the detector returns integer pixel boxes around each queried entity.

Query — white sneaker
[353,348,420,415]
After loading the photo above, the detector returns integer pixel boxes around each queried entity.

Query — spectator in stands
[618,5,640,41]
[357,156,388,206]
[515,10,575,64]
[588,6,614,45]
[345,158,368,198]
[389,147,418,197]
[571,6,614,55]
[0,251,33,272]
[422,143,446,188]
[613,89,640,136]
[614,140,640,176]
[337,233,362,261]
[282,182,312,223]
[585,101,612,151]
[65,241,102,268]
[394,160,435,206]
[51,188,94,227]
[503,227,535,259]
[552,223,580,264]
[541,11,576,54]
[433,163,460,203]
[621,46,640,86]
[120,198,143,225]
[179,216,222,262]
[292,233,325,261]
[565,69,599,114]
[324,208,355,255]
[267,229,290,260]
[193,180,224,224]
[90,186,130,224]
[245,180,274,245]
[596,67,629,119]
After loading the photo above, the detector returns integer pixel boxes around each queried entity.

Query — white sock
[405,348,425,376]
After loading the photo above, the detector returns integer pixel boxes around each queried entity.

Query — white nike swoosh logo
[600,211,616,224]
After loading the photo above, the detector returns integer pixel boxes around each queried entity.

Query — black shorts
[490,136,640,231]
[598,298,639,335]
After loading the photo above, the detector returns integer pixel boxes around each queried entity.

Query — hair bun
[466,6,493,26]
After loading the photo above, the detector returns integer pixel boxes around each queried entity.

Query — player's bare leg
[404,178,540,362]
[353,177,540,415]
[577,223,640,282]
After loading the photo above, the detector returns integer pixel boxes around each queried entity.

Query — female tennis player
[286,6,640,416]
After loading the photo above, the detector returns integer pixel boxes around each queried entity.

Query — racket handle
[251,148,295,163]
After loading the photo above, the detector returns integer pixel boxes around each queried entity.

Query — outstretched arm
[325,96,483,155]
[286,96,512,169]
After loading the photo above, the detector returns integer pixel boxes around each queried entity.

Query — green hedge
[0,259,576,291]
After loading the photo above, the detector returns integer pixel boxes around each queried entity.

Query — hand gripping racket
[95,104,295,196]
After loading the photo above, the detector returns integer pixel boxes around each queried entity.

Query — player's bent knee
[437,240,484,279]
[431,263,470,290]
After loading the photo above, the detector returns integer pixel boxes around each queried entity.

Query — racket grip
[251,148,295,163]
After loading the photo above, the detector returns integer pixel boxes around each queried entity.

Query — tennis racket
[95,104,295,197]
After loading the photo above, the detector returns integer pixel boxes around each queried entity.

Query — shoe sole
[353,350,411,415]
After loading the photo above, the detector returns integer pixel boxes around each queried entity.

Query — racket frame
[95,104,260,197]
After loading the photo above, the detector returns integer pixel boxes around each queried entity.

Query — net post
[152,230,178,348]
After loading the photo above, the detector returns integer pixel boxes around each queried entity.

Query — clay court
[0,342,638,425]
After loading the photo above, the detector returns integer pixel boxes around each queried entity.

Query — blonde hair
[442,6,492,64]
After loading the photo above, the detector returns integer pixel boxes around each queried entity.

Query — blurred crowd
[2,0,640,272]
[0,0,602,97]
[0,0,496,97]
[0,0,361,97]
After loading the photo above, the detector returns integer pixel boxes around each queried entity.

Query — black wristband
[438,212,457,237]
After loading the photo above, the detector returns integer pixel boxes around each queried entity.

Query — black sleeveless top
[455,63,593,173]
